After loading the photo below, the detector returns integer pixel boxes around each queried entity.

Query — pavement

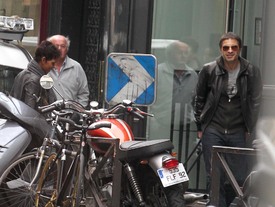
[187,201,208,207]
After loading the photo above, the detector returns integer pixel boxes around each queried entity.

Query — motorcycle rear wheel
[142,169,186,207]
[0,152,48,207]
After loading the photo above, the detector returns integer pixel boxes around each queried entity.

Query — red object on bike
[162,158,179,169]
[87,118,134,153]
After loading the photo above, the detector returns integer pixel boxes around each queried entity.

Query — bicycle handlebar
[58,116,111,130]
[38,100,64,113]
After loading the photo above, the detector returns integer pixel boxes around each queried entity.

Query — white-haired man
[47,35,90,107]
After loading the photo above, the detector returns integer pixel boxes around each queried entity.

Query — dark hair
[219,32,242,48]
[34,40,60,62]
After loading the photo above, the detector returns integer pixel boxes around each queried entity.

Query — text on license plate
[157,163,189,187]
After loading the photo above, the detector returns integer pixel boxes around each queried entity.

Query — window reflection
[149,0,227,190]
[148,40,198,142]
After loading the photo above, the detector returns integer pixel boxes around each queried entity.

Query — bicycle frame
[86,137,120,206]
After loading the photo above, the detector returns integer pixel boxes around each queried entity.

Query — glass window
[0,65,21,92]
[148,0,227,190]
[0,0,41,55]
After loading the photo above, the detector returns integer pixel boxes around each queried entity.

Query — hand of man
[197,131,202,139]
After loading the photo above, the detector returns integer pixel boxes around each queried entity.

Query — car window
[0,65,21,93]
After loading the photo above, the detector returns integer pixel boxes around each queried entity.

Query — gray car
[0,15,34,91]
[0,31,32,93]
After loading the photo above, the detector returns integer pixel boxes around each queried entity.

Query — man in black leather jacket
[10,40,60,111]
[193,32,262,207]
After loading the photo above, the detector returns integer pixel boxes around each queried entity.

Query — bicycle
[32,100,111,207]
[0,105,81,207]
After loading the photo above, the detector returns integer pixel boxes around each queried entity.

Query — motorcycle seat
[118,139,173,162]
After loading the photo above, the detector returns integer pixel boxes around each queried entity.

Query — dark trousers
[202,127,248,207]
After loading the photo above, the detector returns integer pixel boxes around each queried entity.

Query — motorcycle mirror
[40,75,54,89]
[40,75,65,101]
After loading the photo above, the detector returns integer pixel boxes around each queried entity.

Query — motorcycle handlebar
[126,107,144,119]
[132,106,154,118]
[90,101,154,119]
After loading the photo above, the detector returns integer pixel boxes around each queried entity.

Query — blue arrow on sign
[106,53,156,105]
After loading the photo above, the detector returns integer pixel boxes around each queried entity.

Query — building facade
[2,0,274,191]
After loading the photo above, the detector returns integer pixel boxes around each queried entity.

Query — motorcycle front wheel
[0,152,48,207]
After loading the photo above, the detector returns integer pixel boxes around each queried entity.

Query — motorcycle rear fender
[148,153,175,176]
[0,119,31,175]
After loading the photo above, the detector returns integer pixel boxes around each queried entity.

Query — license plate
[157,163,189,187]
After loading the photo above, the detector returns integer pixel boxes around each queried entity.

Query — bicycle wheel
[35,153,60,207]
[0,152,47,207]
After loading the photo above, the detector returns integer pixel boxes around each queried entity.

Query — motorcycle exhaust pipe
[183,192,208,204]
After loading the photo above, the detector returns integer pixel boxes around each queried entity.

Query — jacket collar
[216,56,250,75]
[61,56,75,71]
[27,59,46,77]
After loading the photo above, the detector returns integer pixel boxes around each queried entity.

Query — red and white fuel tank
[87,118,134,153]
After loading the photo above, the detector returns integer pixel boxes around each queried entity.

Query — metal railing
[209,146,256,206]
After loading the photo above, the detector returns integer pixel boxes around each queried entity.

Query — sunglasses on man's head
[222,45,239,52]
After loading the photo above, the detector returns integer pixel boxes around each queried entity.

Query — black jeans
[202,127,248,207]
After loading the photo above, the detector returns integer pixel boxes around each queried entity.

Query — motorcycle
[82,99,189,207]
[0,91,52,176]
